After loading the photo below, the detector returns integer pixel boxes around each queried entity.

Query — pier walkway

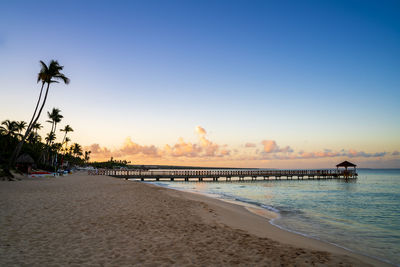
[88,169,357,182]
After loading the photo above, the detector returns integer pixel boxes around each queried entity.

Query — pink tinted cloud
[84,128,393,163]
[163,137,202,157]
[119,137,160,157]
[196,126,207,135]
[84,143,113,158]
[261,140,293,153]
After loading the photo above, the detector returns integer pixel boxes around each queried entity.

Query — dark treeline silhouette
[89,157,131,169]
[0,118,90,179]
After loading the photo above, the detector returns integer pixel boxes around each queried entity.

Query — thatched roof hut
[336,161,356,168]
[336,161,357,175]
[16,153,35,174]
[16,153,35,164]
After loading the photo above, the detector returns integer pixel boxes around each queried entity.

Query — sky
[1,0,399,168]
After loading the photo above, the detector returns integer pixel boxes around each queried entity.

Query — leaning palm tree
[10,60,69,167]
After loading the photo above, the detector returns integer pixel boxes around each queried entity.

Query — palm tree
[48,108,63,134]
[27,131,41,143]
[1,120,18,137]
[71,143,83,158]
[84,150,91,163]
[32,122,43,134]
[46,108,63,145]
[60,125,73,147]
[14,121,27,141]
[45,132,56,145]
[15,121,27,134]
[64,137,71,151]
[10,60,70,167]
[26,122,42,143]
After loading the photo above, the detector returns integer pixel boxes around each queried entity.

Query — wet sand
[0,172,389,266]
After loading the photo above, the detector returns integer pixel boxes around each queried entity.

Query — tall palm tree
[10,60,70,167]
[60,124,73,147]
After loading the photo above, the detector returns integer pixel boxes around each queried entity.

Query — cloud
[84,143,113,159]
[84,128,391,165]
[196,126,207,135]
[346,149,386,158]
[119,137,160,157]
[245,142,256,148]
[252,148,388,161]
[163,137,202,157]
[294,149,386,159]
[160,126,230,158]
[261,140,293,153]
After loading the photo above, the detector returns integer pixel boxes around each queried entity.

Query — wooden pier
[88,168,357,182]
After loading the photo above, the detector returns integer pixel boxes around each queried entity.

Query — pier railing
[88,168,357,181]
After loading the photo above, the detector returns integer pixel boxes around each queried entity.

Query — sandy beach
[0,172,390,266]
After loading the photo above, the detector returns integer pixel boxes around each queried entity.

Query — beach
[0,172,389,266]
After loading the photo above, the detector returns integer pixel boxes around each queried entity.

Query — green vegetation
[0,118,90,176]
[9,60,70,168]
[1,59,132,179]
[0,60,90,179]
[89,157,131,169]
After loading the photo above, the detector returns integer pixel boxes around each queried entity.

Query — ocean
[152,169,400,265]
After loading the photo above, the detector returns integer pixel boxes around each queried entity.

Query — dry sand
[0,172,390,266]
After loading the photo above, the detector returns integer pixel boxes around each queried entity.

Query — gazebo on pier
[336,161,357,178]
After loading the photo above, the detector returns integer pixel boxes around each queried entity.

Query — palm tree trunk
[26,82,45,133]
[52,123,58,145]
[9,82,51,168]
[61,132,67,147]
[46,122,55,147]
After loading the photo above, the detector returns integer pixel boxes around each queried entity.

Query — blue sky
[1,0,399,167]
